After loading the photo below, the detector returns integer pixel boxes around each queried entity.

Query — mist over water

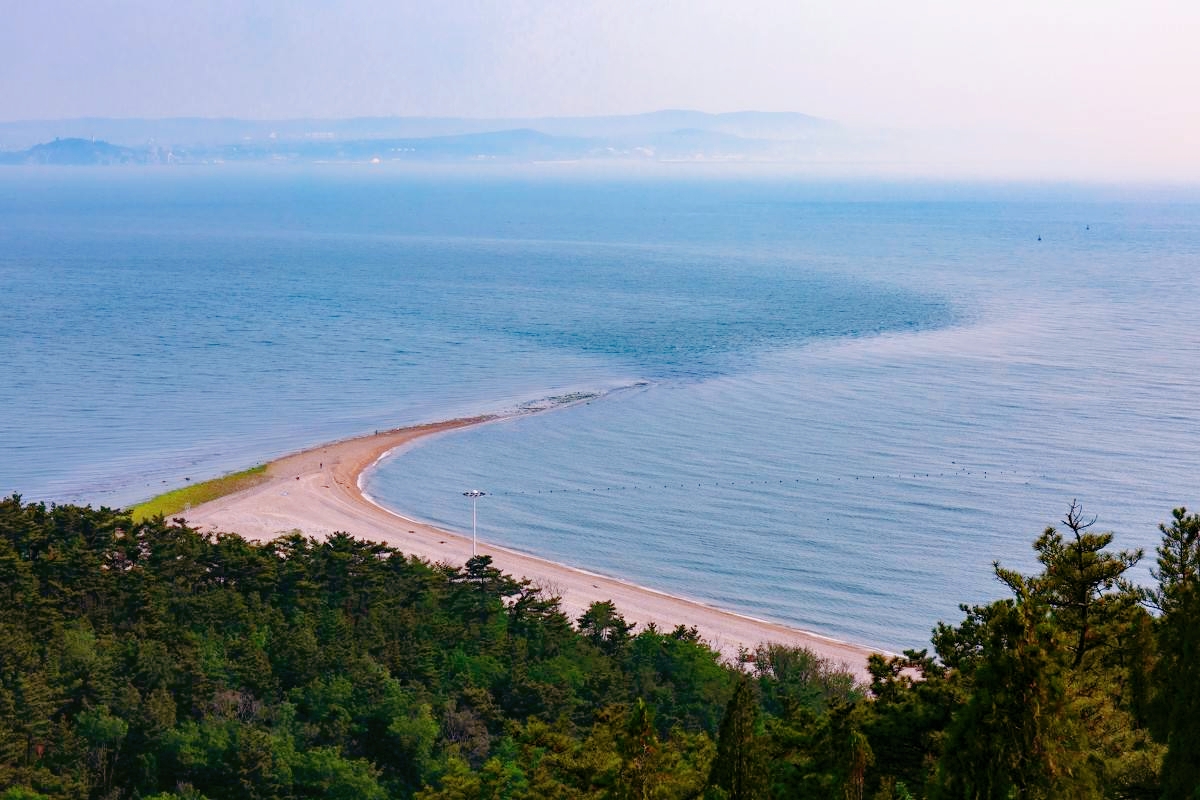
[3,168,1198,651]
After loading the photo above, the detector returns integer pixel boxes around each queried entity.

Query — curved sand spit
[181,416,882,678]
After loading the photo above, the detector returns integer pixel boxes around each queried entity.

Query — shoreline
[179,413,884,677]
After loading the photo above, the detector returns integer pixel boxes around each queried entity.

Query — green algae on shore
[130,464,269,521]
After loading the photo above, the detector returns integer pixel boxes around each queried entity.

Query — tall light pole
[463,490,486,557]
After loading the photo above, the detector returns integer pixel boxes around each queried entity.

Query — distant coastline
[0,110,858,167]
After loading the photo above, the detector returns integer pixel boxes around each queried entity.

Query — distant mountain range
[0,111,893,167]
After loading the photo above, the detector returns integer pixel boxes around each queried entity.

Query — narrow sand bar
[181,416,881,678]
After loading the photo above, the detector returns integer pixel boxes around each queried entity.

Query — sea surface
[3,167,1198,652]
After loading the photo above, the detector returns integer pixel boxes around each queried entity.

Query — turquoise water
[3,168,1198,651]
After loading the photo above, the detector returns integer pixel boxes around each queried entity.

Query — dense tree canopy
[0,494,1196,798]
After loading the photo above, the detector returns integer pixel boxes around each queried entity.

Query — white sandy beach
[180,416,882,678]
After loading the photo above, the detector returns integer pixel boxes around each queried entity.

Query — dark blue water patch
[429,242,957,377]
[1,200,956,381]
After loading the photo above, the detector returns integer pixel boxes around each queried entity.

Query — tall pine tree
[933,572,1099,798]
[708,676,768,800]
[1149,507,1200,799]
[1029,501,1142,669]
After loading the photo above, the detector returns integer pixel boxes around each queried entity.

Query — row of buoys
[483,468,1041,497]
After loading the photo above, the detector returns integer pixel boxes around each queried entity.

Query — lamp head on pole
[463,490,486,558]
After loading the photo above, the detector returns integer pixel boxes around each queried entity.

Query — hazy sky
[3,1,1198,178]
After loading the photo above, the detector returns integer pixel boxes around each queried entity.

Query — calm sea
[3,167,1198,651]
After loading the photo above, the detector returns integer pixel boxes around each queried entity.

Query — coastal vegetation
[0,494,1196,798]
[129,467,269,523]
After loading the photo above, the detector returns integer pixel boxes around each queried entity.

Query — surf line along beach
[179,414,881,677]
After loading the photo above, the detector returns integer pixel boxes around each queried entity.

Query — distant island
[0,137,148,166]
[0,110,891,167]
